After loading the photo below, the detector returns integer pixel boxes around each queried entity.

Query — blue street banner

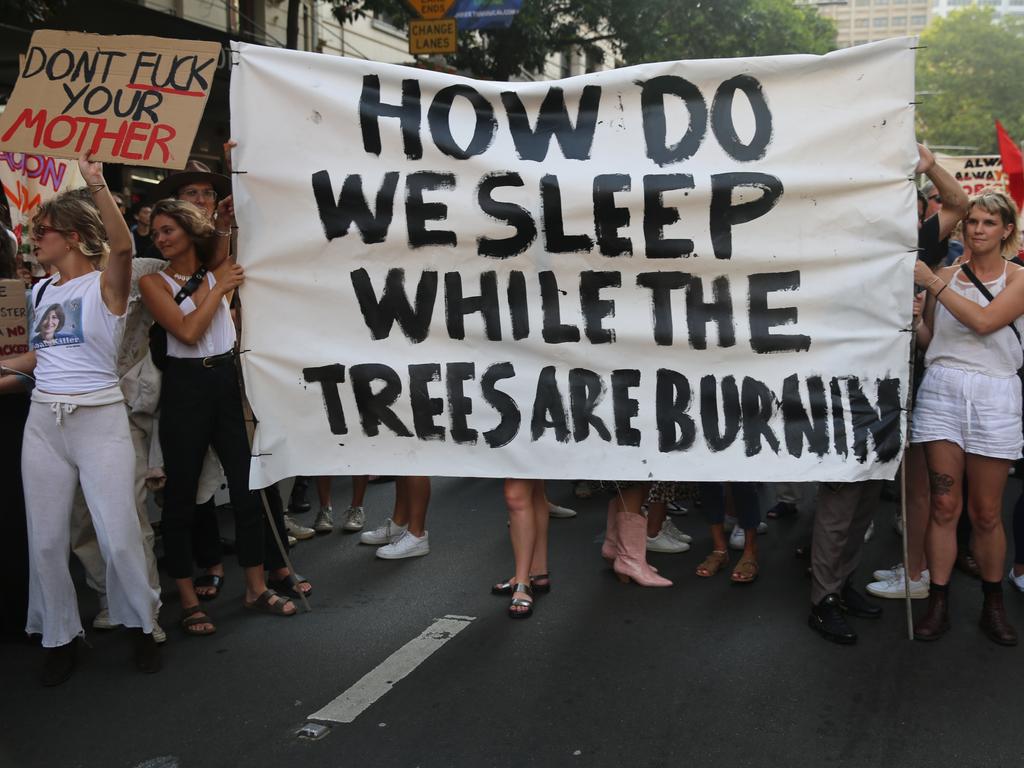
[451,0,523,30]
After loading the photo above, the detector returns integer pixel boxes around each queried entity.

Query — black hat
[150,160,231,203]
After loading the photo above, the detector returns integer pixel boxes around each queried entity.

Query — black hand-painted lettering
[311,170,398,243]
[685,275,736,350]
[593,174,632,257]
[709,172,783,259]
[700,375,740,452]
[349,363,412,438]
[637,272,690,346]
[781,374,829,458]
[639,76,708,166]
[710,75,772,162]
[847,377,902,462]
[446,362,478,445]
[500,85,601,162]
[656,369,695,453]
[541,174,594,253]
[350,267,437,342]
[507,270,530,340]
[531,365,570,442]
[302,364,348,435]
[569,368,611,442]
[406,171,456,248]
[643,174,695,258]
[359,75,423,160]
[830,377,848,458]
[611,369,642,447]
[580,271,619,344]
[539,271,581,343]
[741,376,780,457]
[427,84,497,159]
[481,362,520,447]
[445,271,501,341]
[477,172,537,258]
[409,363,445,441]
[748,271,811,353]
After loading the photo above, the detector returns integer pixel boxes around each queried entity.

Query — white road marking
[308,614,475,724]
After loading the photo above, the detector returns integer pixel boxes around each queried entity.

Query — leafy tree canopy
[917,7,1024,153]
[330,0,836,79]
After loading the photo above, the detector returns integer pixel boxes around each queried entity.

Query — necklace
[172,272,192,281]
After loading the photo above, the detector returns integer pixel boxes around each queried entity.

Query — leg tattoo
[929,471,954,496]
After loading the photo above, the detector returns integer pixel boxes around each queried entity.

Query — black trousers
[159,358,264,579]
[191,486,290,571]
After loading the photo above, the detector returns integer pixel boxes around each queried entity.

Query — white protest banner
[0,31,220,170]
[1,152,85,242]
[231,38,917,488]
[0,279,29,358]
[934,154,1009,197]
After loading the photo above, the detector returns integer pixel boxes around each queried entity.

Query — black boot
[840,581,882,619]
[40,639,77,687]
[979,584,1018,646]
[914,586,950,641]
[288,476,310,513]
[133,630,162,674]
[809,594,857,644]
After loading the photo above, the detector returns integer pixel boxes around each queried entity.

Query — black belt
[167,351,236,368]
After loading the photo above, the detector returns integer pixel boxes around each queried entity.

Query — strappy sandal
[194,572,224,601]
[180,605,216,636]
[243,589,296,617]
[508,582,534,619]
[268,572,312,600]
[695,550,729,578]
[731,557,759,584]
[491,573,551,596]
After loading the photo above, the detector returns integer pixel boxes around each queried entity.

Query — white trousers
[23,400,159,647]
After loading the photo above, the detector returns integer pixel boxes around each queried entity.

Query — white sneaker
[872,563,904,581]
[287,534,298,547]
[1008,568,1024,593]
[313,505,334,534]
[729,526,745,550]
[548,502,577,519]
[360,518,408,546]
[92,608,119,630]
[661,518,692,544]
[152,621,167,644]
[376,530,430,559]
[863,520,875,543]
[343,505,366,531]
[647,529,690,553]
[285,515,315,540]
[866,571,929,599]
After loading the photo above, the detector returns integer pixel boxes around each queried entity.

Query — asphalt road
[3,477,1024,768]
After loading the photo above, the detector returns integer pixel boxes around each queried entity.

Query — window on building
[873,16,889,25]
[560,50,572,78]
[855,16,870,26]
[874,0,889,5]
[892,15,907,24]
[910,13,927,22]
[854,38,869,44]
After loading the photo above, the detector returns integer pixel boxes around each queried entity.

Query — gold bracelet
[88,183,106,191]
[215,229,232,237]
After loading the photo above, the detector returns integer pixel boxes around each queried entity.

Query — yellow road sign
[409,18,457,55]
[408,0,455,20]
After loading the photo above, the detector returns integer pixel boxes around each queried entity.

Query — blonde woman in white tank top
[911,190,1023,646]
[140,199,297,636]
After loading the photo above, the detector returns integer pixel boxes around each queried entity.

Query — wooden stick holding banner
[900,326,917,641]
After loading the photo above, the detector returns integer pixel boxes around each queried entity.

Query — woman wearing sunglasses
[0,153,161,685]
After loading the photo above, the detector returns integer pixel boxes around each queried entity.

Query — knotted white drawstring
[49,401,77,426]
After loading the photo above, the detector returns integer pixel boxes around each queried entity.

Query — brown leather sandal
[243,589,296,617]
[731,557,759,584]
[696,550,729,577]
[180,605,216,636]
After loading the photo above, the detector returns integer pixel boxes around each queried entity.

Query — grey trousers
[810,480,881,604]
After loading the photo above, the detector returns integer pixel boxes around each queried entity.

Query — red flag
[996,119,1024,211]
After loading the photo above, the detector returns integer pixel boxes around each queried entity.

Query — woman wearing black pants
[140,199,296,635]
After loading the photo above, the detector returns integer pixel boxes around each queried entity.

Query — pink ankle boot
[613,509,672,587]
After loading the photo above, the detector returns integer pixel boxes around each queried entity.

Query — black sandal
[492,573,551,596]
[194,572,224,601]
[180,605,216,636]
[268,572,312,600]
[508,582,534,619]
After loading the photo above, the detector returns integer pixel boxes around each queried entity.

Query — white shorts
[911,365,1023,460]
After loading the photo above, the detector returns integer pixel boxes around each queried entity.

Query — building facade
[796,0,931,47]
[931,0,1024,19]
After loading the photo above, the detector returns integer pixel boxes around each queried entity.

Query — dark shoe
[979,591,1018,646]
[40,639,77,687]
[840,583,882,619]
[809,594,857,644]
[767,501,798,519]
[956,552,981,580]
[133,630,162,674]
[288,478,311,513]
[794,540,811,560]
[914,589,950,641]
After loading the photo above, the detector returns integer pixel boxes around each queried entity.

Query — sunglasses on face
[32,225,68,239]
[928,194,942,203]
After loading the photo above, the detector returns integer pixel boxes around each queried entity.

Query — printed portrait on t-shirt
[29,299,84,349]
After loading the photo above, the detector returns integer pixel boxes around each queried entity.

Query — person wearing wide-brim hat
[150,160,231,205]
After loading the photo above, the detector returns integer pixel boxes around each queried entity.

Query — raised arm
[81,153,133,315]
[139,260,244,346]
[914,259,1024,335]
[917,144,969,241]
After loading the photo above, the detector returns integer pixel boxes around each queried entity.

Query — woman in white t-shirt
[0,154,161,685]
[912,190,1024,646]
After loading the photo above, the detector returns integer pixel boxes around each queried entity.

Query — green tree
[329,0,835,80]
[917,7,1024,153]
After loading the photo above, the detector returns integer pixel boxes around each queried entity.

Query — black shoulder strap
[33,276,56,308]
[960,263,1022,345]
[172,266,209,305]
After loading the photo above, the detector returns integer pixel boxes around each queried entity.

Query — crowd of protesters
[1,140,1023,688]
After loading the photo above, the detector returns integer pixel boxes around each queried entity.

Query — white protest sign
[231,38,917,488]
[934,154,1009,197]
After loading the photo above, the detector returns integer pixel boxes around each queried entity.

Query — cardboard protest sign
[231,38,917,487]
[0,279,29,358]
[934,154,1009,197]
[0,31,220,170]
[1,152,85,242]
